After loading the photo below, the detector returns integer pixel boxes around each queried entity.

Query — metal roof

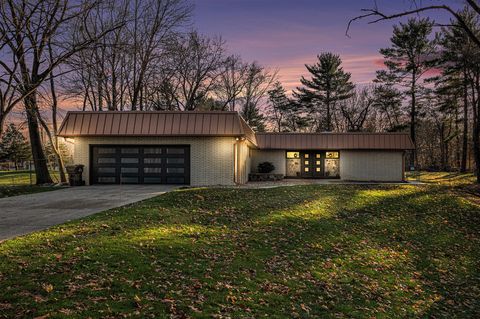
[58,111,414,150]
[58,111,257,145]
[255,132,414,150]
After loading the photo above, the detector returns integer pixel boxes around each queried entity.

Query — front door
[300,152,323,178]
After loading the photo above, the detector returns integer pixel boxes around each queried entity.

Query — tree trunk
[474,122,480,183]
[24,93,53,185]
[461,68,469,172]
[410,72,417,169]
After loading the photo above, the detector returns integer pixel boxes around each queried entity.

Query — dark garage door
[91,145,190,185]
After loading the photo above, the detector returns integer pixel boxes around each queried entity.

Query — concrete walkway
[239,179,422,189]
[0,185,176,241]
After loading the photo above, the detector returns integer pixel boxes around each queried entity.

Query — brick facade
[73,136,238,186]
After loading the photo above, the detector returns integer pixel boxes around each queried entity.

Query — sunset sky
[193,0,458,92]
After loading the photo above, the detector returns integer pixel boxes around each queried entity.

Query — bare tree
[128,0,192,110]
[240,62,277,131]
[347,0,480,47]
[170,32,226,110]
[215,55,248,111]
[338,87,374,132]
[0,0,122,184]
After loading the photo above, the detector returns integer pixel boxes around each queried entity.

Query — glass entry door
[300,152,323,178]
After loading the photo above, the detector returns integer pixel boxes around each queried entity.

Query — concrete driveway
[0,185,176,241]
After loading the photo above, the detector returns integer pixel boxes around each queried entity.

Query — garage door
[91,145,190,184]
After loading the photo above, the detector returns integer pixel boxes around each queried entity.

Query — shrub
[258,162,275,173]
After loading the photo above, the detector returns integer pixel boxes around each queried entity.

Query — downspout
[234,138,239,184]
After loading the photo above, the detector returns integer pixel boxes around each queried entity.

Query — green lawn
[1,183,480,318]
[0,170,62,198]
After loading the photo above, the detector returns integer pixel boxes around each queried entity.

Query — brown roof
[58,111,414,150]
[58,111,257,145]
[255,132,414,150]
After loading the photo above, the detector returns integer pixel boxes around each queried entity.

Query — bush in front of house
[258,161,275,173]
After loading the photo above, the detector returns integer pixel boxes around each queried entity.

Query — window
[316,160,321,165]
[304,160,309,165]
[304,154,309,159]
[167,148,184,154]
[121,167,138,173]
[144,158,162,164]
[121,177,138,183]
[121,148,139,154]
[144,167,162,173]
[144,177,162,183]
[316,154,321,158]
[316,167,321,172]
[304,167,309,172]
[286,152,300,159]
[98,148,116,154]
[144,148,162,154]
[98,167,115,174]
[326,152,339,159]
[98,177,115,183]
[167,158,184,164]
[121,158,138,164]
[98,158,116,164]
[167,167,184,174]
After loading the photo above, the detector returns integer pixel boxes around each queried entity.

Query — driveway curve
[0,185,176,241]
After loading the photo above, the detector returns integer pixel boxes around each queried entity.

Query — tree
[240,62,277,132]
[215,55,248,111]
[0,0,121,184]
[241,102,266,132]
[440,8,480,173]
[376,18,437,166]
[338,87,374,132]
[0,123,30,170]
[66,0,191,111]
[371,84,405,131]
[294,53,354,132]
[267,81,306,132]
[348,1,480,48]
[166,32,226,111]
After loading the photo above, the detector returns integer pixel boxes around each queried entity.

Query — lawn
[0,181,479,317]
[0,170,62,198]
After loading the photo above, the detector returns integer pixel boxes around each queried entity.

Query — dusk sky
[193,0,458,92]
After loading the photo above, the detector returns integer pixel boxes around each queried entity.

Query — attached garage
[58,111,257,186]
[91,145,190,184]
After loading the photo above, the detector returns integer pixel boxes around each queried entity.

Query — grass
[1,176,480,318]
[0,170,62,198]
[407,171,476,186]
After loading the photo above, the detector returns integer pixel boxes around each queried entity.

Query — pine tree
[241,102,266,132]
[0,123,31,170]
[294,52,354,132]
[267,81,306,132]
[440,8,480,173]
[377,18,437,167]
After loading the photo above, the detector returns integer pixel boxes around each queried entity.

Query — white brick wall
[73,136,237,186]
[340,150,404,181]
[250,150,286,175]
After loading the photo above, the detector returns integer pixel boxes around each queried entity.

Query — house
[57,111,414,185]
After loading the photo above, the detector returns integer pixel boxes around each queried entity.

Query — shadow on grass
[0,185,479,318]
